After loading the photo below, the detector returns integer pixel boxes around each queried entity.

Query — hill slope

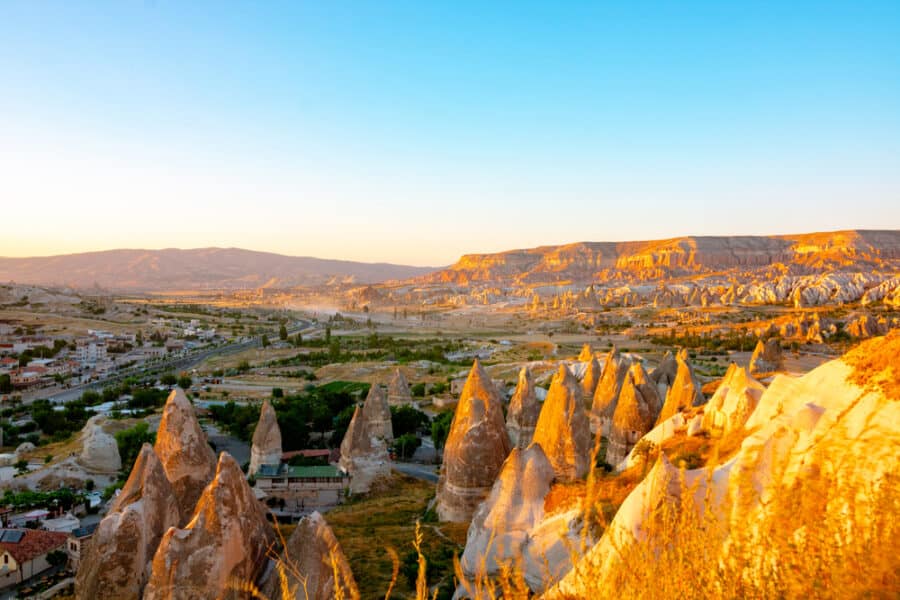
[0,248,436,291]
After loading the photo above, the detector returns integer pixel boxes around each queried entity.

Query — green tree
[293,333,303,347]
[431,411,453,450]
[279,324,288,341]
[14,459,28,475]
[115,423,155,474]
[394,433,422,460]
[0,374,11,394]
[261,334,270,348]
[160,373,178,386]
[390,405,429,437]
[177,375,192,390]
[272,387,284,398]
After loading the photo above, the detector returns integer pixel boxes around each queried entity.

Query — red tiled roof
[0,529,67,564]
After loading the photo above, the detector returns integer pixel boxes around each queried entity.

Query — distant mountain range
[0,248,437,291]
[420,230,900,287]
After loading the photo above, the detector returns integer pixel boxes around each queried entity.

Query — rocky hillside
[421,230,900,286]
[0,247,436,291]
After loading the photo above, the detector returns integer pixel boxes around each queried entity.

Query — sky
[1,1,899,266]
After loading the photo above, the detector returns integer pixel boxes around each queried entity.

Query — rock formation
[76,444,180,599]
[262,512,359,600]
[339,404,390,494]
[606,369,657,466]
[248,399,282,476]
[549,332,900,598]
[577,343,594,362]
[580,354,602,404]
[591,347,632,435]
[649,351,678,400]
[361,383,393,441]
[700,363,764,437]
[655,351,704,425]
[78,415,122,473]
[459,443,556,593]
[749,338,784,375]
[386,368,413,406]
[506,367,540,448]
[144,453,275,600]
[532,365,592,481]
[436,359,511,522]
[154,387,217,525]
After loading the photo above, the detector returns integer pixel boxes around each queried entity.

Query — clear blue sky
[1,1,898,265]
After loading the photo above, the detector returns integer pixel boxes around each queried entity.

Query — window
[3,554,7,564]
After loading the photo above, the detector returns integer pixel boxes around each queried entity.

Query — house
[66,524,97,572]
[42,512,80,533]
[0,529,68,589]
[254,464,349,516]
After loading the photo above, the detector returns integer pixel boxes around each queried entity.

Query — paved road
[393,462,439,483]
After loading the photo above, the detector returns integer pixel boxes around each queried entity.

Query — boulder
[154,387,217,525]
[78,415,122,474]
[249,399,283,476]
[262,511,359,600]
[76,444,180,600]
[15,442,35,456]
[532,365,592,481]
[144,453,276,600]
[436,359,511,522]
[506,367,540,448]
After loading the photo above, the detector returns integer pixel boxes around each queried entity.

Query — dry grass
[844,330,900,398]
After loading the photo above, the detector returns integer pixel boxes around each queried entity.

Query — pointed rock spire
[701,363,765,437]
[339,404,390,494]
[532,364,592,481]
[607,371,656,466]
[650,351,679,399]
[591,347,632,435]
[656,351,705,426]
[154,387,216,524]
[577,343,594,362]
[249,399,283,476]
[144,453,276,600]
[460,443,556,580]
[580,355,602,404]
[387,368,413,406]
[630,361,662,421]
[506,367,540,448]
[749,338,784,375]
[436,359,511,522]
[262,512,359,600]
[361,383,393,441]
[76,444,180,600]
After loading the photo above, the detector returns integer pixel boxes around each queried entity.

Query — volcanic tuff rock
[655,351,704,425]
[749,338,784,375]
[144,453,275,600]
[506,367,540,448]
[249,399,282,476]
[591,347,632,435]
[649,351,678,400]
[360,384,393,441]
[580,354,602,403]
[387,368,413,406]
[550,333,900,597]
[701,363,764,437]
[76,444,180,600]
[154,387,217,525]
[577,344,594,362]
[436,359,511,522]
[339,405,390,494]
[606,368,657,466]
[78,415,122,473]
[532,365,592,481]
[458,444,556,593]
[262,512,359,600]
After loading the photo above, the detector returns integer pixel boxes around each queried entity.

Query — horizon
[2,2,899,265]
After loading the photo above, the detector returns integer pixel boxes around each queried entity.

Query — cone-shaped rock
[577,344,594,362]
[506,367,540,448]
[262,511,359,600]
[387,368,413,406]
[532,365,592,481]
[701,363,765,437]
[436,359,511,522]
[361,384,393,441]
[339,404,390,494]
[655,351,705,426]
[154,387,217,525]
[749,338,784,375]
[649,351,678,400]
[144,453,276,600]
[590,347,632,435]
[607,372,656,465]
[249,399,282,476]
[459,443,556,584]
[78,415,122,473]
[580,355,602,405]
[629,362,662,422]
[76,444,180,600]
